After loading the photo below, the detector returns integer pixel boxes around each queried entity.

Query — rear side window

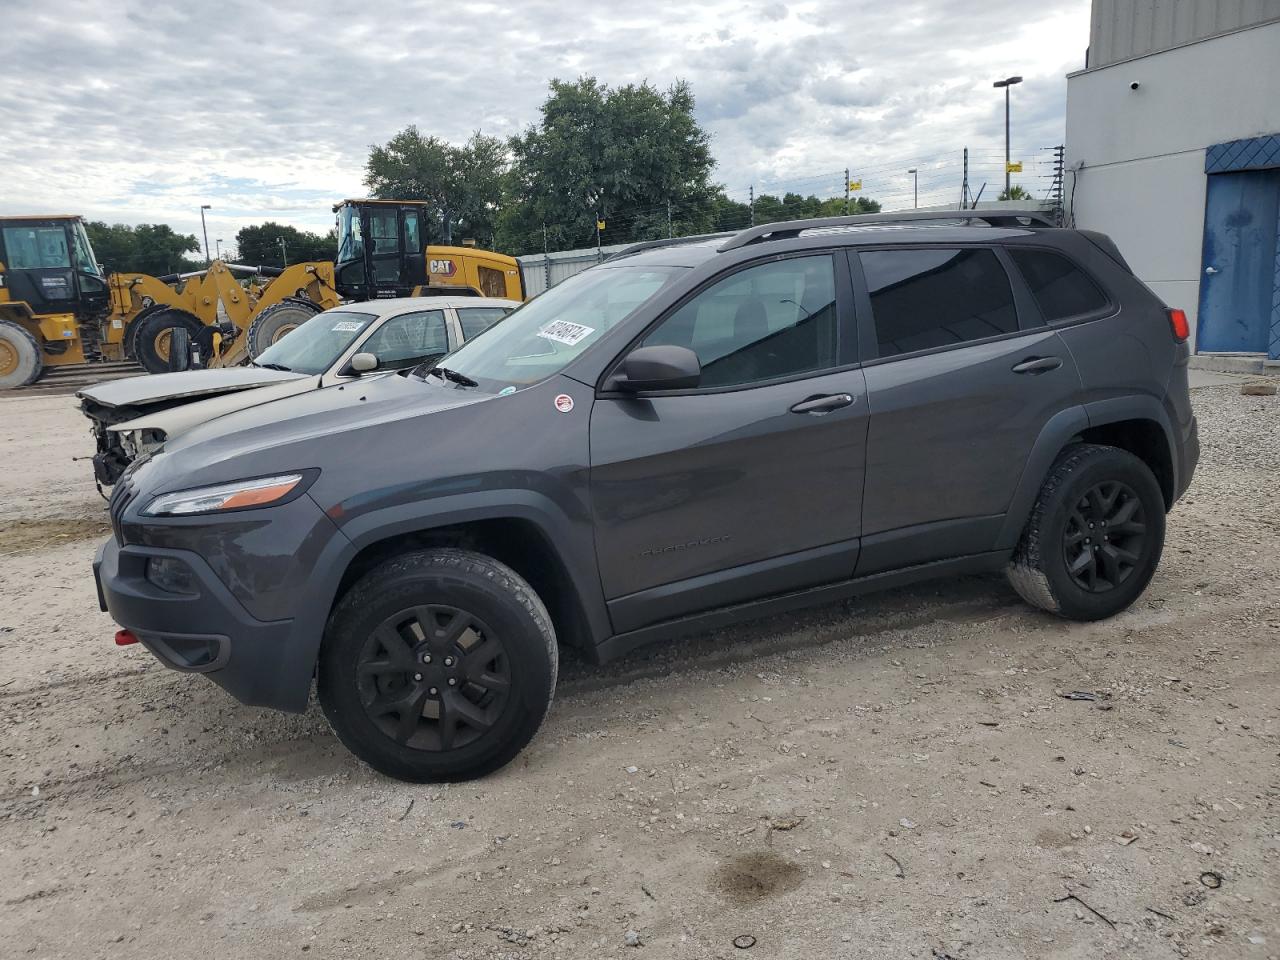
[457,306,510,340]
[861,248,1017,359]
[1010,249,1109,322]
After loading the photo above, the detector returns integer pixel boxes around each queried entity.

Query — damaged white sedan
[78,297,515,485]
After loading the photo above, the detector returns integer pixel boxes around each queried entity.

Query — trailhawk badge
[554,394,574,413]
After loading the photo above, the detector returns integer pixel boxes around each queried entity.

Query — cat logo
[429,258,457,277]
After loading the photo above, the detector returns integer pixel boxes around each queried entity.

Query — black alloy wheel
[357,604,512,751]
[1062,480,1147,593]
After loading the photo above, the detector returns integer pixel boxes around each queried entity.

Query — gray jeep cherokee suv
[94,210,1199,782]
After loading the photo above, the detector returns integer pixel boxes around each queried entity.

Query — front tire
[318,549,557,782]
[133,309,204,374]
[246,298,321,358]
[0,320,43,389]
[1007,443,1165,620]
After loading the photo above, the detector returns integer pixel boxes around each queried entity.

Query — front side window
[253,309,376,375]
[861,248,1017,359]
[1010,249,1109,322]
[3,226,71,270]
[337,206,364,264]
[642,255,837,388]
[437,264,684,391]
[71,222,103,276]
[361,309,449,367]
[370,209,399,254]
[456,306,510,340]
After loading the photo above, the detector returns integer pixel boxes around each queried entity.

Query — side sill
[592,550,1010,663]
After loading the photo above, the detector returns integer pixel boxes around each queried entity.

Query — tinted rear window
[1010,249,1108,322]
[861,248,1017,359]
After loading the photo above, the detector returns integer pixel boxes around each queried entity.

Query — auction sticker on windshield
[537,320,594,346]
[331,319,367,332]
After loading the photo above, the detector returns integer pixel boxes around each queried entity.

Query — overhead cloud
[0,0,1088,248]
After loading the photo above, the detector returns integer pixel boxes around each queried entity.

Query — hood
[141,371,487,489]
[76,366,305,409]
[110,375,320,439]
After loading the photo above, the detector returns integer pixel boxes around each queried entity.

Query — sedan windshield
[253,309,376,375]
[432,265,684,392]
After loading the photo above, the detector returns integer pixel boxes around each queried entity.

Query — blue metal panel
[1206,134,1280,174]
[1197,170,1280,355]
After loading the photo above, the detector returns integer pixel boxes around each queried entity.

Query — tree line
[89,76,882,274]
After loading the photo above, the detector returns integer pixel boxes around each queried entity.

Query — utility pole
[215,239,223,261]
[907,168,918,209]
[595,212,602,263]
[666,200,673,239]
[200,204,212,265]
[962,147,970,208]
[844,167,850,216]
[749,186,755,227]
[993,75,1023,197]
[278,237,288,267]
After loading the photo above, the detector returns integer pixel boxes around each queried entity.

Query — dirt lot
[1,382,1277,960]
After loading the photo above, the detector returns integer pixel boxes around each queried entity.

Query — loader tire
[167,327,191,371]
[124,304,167,360]
[134,309,205,374]
[0,320,43,389]
[246,298,322,358]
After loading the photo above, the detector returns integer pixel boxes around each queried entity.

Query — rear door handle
[1011,356,1063,375]
[790,393,855,415]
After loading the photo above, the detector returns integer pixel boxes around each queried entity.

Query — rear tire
[246,298,321,358]
[0,320,43,389]
[133,309,204,374]
[1006,443,1165,621]
[318,549,557,782]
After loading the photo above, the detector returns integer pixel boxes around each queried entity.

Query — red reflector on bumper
[115,629,138,646]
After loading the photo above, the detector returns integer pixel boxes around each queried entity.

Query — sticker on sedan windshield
[536,320,594,346]
[331,319,366,332]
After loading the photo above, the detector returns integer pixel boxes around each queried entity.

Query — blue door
[1196,169,1280,355]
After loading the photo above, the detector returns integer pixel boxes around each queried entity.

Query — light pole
[278,237,288,267]
[215,238,223,260]
[907,168,918,209]
[992,76,1022,197]
[200,204,212,265]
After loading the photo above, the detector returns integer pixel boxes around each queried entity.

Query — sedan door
[589,252,868,634]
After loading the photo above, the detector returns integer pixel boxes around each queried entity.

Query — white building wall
[1065,18,1280,343]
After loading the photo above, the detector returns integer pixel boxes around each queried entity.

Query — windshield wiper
[429,366,479,388]
[253,362,293,371]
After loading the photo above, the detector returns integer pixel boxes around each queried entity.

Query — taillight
[1167,308,1190,343]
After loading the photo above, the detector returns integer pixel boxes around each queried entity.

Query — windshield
[436,265,684,391]
[71,221,103,276]
[254,309,376,375]
[336,205,364,265]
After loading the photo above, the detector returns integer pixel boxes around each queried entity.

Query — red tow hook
[114,629,139,646]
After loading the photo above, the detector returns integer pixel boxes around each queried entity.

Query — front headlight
[142,473,308,517]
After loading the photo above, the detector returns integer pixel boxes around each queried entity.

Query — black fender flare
[274,491,611,711]
[994,397,1177,552]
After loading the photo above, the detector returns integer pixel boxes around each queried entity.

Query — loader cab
[0,216,108,319]
[333,199,431,301]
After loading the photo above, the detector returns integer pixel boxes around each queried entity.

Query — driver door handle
[790,393,855,415]
[1011,356,1063,375]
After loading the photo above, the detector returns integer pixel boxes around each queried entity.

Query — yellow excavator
[0,201,525,388]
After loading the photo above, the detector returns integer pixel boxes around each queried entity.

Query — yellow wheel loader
[0,215,110,388]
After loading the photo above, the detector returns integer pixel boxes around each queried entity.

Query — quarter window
[361,309,449,367]
[1010,249,1108,322]
[861,248,1018,359]
[642,255,838,388]
[457,306,510,340]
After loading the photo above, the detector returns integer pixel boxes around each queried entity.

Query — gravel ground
[0,382,1277,960]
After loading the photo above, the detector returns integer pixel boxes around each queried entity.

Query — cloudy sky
[0,0,1090,251]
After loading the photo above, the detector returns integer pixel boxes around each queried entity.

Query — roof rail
[607,231,738,261]
[718,209,1055,252]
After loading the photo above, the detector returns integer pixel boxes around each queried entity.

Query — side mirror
[617,345,701,392]
[350,352,378,374]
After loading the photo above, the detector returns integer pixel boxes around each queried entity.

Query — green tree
[998,185,1034,201]
[234,222,335,266]
[363,128,506,245]
[706,191,879,232]
[84,221,201,275]
[498,77,718,254]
